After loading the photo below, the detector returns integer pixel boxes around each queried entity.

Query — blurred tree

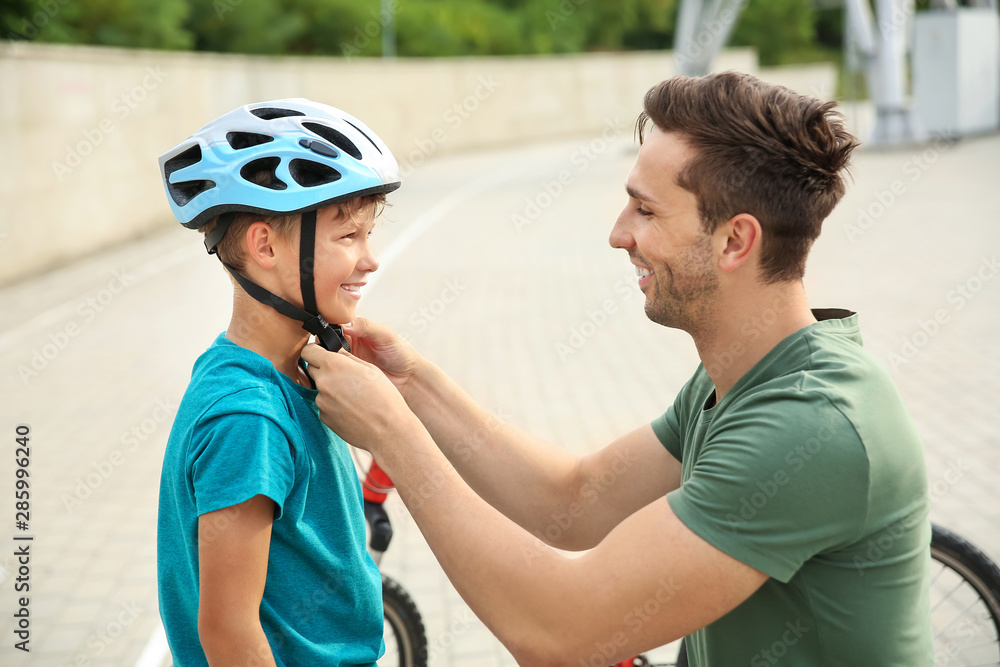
[1,0,39,40]
[621,0,677,51]
[812,4,844,50]
[395,0,524,56]
[0,0,835,68]
[186,0,304,55]
[730,0,815,66]
[5,0,192,49]
[286,0,376,56]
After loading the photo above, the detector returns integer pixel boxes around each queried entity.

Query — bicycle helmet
[157,99,401,354]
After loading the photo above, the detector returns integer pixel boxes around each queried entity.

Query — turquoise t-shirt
[652,309,932,666]
[157,333,383,666]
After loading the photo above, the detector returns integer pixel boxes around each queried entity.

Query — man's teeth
[635,266,653,277]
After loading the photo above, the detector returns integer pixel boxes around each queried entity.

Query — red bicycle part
[362,459,395,503]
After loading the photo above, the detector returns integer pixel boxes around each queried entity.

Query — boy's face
[275,203,380,326]
[314,203,380,325]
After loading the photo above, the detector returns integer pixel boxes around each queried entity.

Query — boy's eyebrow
[334,212,375,233]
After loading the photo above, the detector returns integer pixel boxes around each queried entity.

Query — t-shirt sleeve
[651,405,683,461]
[188,390,296,519]
[651,369,709,462]
[666,391,870,583]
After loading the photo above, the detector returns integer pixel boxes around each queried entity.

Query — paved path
[0,125,997,666]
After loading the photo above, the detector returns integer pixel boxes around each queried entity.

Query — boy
[155,99,400,665]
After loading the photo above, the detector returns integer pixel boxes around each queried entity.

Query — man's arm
[198,495,277,667]
[303,347,764,665]
[351,407,762,666]
[410,359,681,549]
[344,318,682,550]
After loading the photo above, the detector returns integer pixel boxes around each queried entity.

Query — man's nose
[609,209,633,250]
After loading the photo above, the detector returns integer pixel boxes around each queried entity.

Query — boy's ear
[244,221,280,269]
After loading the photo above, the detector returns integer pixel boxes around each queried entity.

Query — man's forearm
[374,418,581,665]
[403,357,587,545]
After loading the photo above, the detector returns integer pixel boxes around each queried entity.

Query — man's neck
[225,293,311,386]
[693,282,816,404]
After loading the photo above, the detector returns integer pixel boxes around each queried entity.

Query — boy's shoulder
[178,333,294,431]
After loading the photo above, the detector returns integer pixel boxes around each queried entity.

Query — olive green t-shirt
[652,309,932,667]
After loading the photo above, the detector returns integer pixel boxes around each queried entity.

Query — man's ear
[718,213,761,274]
[244,221,279,270]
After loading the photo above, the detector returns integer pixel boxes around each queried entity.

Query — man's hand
[342,317,421,399]
[300,342,421,454]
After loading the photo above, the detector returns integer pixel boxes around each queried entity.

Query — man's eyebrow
[625,185,657,205]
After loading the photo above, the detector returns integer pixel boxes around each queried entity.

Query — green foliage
[3,0,192,49]
[187,0,304,55]
[395,0,524,57]
[730,0,815,67]
[0,0,837,68]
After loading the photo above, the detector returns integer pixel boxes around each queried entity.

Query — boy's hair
[637,71,859,283]
[201,171,386,271]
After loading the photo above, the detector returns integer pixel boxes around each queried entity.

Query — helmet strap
[204,212,235,255]
[298,209,350,354]
[204,208,350,383]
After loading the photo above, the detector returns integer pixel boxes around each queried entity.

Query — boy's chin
[322,306,356,327]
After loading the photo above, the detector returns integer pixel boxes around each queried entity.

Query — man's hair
[200,170,386,271]
[637,71,859,283]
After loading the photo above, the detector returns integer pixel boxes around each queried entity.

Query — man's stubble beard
[643,235,720,341]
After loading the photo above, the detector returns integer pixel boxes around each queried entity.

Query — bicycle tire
[382,574,428,667]
[930,524,1000,666]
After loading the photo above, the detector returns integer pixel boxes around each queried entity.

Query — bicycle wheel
[930,524,1000,666]
[381,574,428,667]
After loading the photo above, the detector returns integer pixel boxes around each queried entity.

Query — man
[302,72,932,666]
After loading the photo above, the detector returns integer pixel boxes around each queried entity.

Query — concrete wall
[1,43,833,287]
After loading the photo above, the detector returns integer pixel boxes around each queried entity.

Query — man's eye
[637,206,653,217]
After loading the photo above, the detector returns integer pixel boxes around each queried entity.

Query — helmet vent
[226,131,274,150]
[303,122,362,160]
[344,119,383,155]
[163,144,202,178]
[240,157,287,190]
[289,159,342,187]
[168,179,216,206]
[250,107,306,120]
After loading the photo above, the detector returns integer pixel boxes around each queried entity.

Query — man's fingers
[345,316,393,345]
[301,342,377,374]
[300,342,329,367]
[342,316,368,338]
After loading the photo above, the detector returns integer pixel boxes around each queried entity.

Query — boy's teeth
[635,266,653,277]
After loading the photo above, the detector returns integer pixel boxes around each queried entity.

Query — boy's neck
[225,294,312,387]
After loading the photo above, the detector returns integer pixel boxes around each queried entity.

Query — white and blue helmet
[157,99,401,357]
[158,98,401,230]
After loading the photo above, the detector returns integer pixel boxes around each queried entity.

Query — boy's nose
[359,248,379,273]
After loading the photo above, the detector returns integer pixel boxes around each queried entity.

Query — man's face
[609,129,719,332]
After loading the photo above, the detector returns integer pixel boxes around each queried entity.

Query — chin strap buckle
[302,314,350,353]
